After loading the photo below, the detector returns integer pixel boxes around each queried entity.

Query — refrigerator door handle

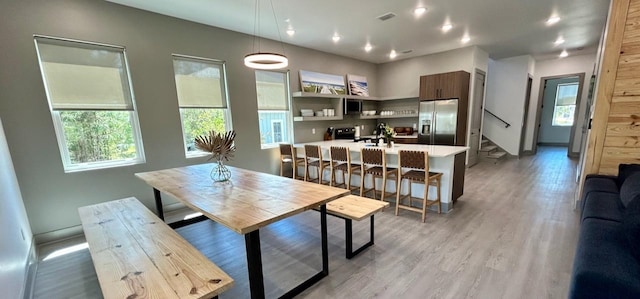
[432,111,437,144]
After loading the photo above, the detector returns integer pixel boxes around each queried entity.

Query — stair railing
[484,109,511,128]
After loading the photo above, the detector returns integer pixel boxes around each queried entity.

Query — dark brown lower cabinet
[452,152,466,203]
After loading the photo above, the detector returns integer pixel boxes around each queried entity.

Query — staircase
[480,138,507,163]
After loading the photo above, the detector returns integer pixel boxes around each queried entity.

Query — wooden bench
[78,197,233,299]
[325,195,389,259]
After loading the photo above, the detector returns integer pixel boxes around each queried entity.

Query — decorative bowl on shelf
[362,110,376,116]
[301,109,314,117]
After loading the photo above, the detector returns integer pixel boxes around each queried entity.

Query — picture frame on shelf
[299,70,346,95]
[347,74,369,97]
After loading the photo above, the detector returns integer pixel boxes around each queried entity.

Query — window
[552,82,579,126]
[172,55,232,157]
[271,120,283,143]
[34,36,145,172]
[255,70,292,148]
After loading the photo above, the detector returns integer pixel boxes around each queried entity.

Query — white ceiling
[106,0,611,63]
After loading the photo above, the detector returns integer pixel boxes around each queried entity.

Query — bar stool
[279,144,304,179]
[360,147,398,201]
[395,150,442,223]
[304,145,330,184]
[329,146,361,192]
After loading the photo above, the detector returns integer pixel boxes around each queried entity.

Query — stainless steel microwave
[344,99,362,115]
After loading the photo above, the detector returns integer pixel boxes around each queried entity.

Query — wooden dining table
[135,164,349,299]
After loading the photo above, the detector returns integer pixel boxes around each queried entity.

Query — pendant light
[244,0,289,70]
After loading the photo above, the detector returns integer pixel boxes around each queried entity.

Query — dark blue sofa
[569,165,640,298]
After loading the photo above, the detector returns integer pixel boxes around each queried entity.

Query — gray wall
[0,0,377,237]
[0,119,33,299]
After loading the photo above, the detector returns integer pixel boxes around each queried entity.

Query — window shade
[555,83,578,106]
[35,38,134,111]
[173,57,227,108]
[256,70,289,110]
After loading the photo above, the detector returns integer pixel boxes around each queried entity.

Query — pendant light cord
[269,0,287,56]
[252,0,260,54]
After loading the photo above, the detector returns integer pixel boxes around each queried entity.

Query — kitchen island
[294,140,468,213]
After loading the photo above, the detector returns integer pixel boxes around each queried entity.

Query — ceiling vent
[400,49,413,54]
[377,12,396,21]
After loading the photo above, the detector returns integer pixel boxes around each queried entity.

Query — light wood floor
[32,146,580,299]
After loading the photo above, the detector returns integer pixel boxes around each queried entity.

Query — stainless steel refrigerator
[418,99,459,145]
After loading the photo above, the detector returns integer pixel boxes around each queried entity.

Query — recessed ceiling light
[286,29,295,36]
[414,7,427,16]
[546,16,561,25]
[559,50,568,58]
[332,35,341,42]
[389,50,397,59]
[442,24,453,32]
[461,36,470,43]
[364,44,372,52]
[554,37,565,45]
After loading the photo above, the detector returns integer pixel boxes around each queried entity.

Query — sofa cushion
[581,192,625,223]
[581,176,619,213]
[569,218,640,299]
[620,172,640,208]
[623,197,640,262]
[618,163,640,187]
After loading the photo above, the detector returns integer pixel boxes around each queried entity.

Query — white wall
[484,55,533,155]
[0,118,33,299]
[524,53,597,152]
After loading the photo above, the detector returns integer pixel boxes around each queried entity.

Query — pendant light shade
[244,53,288,70]
[245,0,288,70]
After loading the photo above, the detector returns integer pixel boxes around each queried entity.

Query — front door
[467,71,485,167]
[537,77,580,147]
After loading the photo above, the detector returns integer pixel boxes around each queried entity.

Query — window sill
[186,151,211,159]
[261,144,282,150]
[63,158,145,173]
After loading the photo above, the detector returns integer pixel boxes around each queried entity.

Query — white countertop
[295,140,468,157]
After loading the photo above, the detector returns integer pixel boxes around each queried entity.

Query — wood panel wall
[583,0,640,177]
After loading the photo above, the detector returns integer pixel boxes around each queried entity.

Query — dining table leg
[153,188,164,220]
[245,230,265,299]
[243,205,330,299]
[278,204,329,299]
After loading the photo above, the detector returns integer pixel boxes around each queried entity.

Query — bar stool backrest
[305,145,322,160]
[361,148,384,166]
[330,146,350,163]
[399,150,429,171]
[279,144,293,157]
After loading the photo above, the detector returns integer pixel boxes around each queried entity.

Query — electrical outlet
[413,123,417,129]
[312,128,316,134]
[361,125,364,130]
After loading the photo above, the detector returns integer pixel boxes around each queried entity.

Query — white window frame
[172,54,233,158]
[256,70,293,149]
[552,82,579,127]
[34,35,146,172]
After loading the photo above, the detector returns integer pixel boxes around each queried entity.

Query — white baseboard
[34,201,190,245]
[22,239,37,299]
